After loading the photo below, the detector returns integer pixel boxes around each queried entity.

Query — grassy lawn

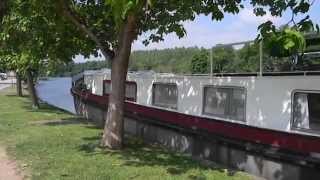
[0,87,251,180]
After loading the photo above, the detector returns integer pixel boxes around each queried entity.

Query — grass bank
[0,88,251,180]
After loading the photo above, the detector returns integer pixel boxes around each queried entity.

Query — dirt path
[0,147,24,180]
[0,87,25,180]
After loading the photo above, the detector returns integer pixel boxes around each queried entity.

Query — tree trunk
[26,69,39,109]
[101,15,137,149]
[16,73,23,97]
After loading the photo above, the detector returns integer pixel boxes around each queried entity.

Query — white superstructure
[83,70,320,136]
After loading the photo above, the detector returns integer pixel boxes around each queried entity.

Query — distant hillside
[129,47,203,74]
[49,41,320,77]
[48,61,109,77]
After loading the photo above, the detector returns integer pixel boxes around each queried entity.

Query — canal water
[36,77,76,114]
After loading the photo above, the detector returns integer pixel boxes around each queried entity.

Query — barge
[71,69,320,180]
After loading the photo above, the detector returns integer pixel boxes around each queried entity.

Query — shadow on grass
[5,94,29,98]
[3,88,67,115]
[37,117,89,126]
[2,91,61,115]
[78,136,228,178]
[20,100,70,115]
[84,125,103,130]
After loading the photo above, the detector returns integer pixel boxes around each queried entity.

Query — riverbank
[0,87,252,180]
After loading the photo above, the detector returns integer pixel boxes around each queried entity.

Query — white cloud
[238,8,284,25]
[132,14,260,51]
[131,7,286,51]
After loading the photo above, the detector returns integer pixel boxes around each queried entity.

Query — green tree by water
[191,49,209,74]
[211,46,237,73]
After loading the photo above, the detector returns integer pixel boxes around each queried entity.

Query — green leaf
[284,39,295,50]
[122,1,134,19]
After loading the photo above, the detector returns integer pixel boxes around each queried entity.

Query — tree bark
[101,15,137,149]
[26,69,39,109]
[16,73,22,97]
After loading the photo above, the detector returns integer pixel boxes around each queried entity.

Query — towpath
[0,147,23,180]
[0,87,24,180]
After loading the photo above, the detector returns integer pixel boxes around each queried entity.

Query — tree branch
[57,0,115,59]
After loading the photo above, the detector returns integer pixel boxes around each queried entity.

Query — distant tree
[130,47,201,73]
[211,46,236,73]
[191,49,209,74]
[236,43,293,72]
[47,61,109,77]
[235,43,260,72]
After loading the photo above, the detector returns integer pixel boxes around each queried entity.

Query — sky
[74,1,320,62]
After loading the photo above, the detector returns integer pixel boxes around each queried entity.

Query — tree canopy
[0,0,98,74]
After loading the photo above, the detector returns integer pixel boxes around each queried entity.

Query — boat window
[152,83,178,109]
[292,92,320,132]
[203,86,246,122]
[103,81,137,102]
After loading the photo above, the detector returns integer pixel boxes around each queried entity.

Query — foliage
[0,59,8,72]
[255,0,318,58]
[51,37,320,77]
[0,0,96,75]
[0,0,101,108]
[0,0,316,73]
[129,47,202,73]
[0,0,315,75]
[191,49,209,74]
[57,0,317,56]
[235,43,260,72]
[0,88,251,180]
[211,46,237,73]
[263,28,306,57]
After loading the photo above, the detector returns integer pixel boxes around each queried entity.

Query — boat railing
[164,71,320,77]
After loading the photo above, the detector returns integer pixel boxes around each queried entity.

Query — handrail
[73,70,320,79]
[165,71,320,77]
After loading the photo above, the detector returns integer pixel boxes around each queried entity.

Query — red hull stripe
[72,88,320,154]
